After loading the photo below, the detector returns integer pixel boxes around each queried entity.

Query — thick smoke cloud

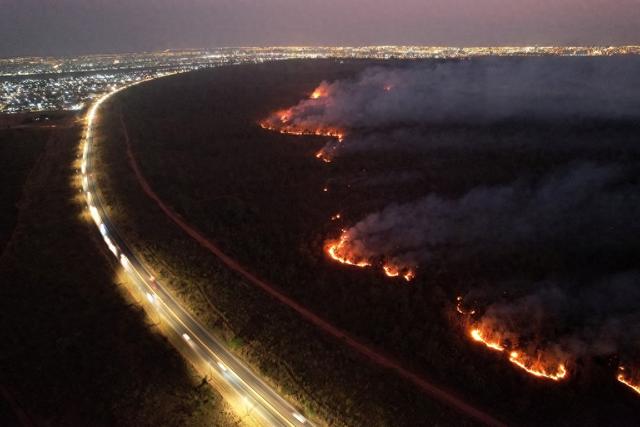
[284,56,640,128]
[468,272,640,363]
[266,57,640,374]
[268,56,640,158]
[339,163,639,271]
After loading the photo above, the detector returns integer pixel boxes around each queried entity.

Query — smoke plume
[262,56,640,381]
[334,163,639,273]
[263,56,640,159]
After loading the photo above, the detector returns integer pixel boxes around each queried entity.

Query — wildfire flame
[315,149,333,163]
[618,366,640,395]
[263,83,420,282]
[260,117,345,142]
[310,87,327,99]
[383,264,400,277]
[470,328,505,352]
[508,351,567,381]
[382,264,415,282]
[402,269,415,282]
[260,83,346,163]
[324,230,416,281]
[326,238,371,268]
[468,326,567,381]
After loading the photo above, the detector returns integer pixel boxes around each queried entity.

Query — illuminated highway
[79,84,311,427]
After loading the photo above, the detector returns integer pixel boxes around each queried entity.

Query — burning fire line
[382,264,415,282]
[325,235,415,281]
[326,237,371,268]
[259,119,345,142]
[259,84,348,163]
[468,325,567,381]
[617,366,640,395]
[508,351,567,381]
[470,328,505,352]
[262,83,415,281]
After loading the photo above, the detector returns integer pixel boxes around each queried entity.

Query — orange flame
[468,325,568,381]
[508,351,567,381]
[382,264,415,282]
[260,85,345,164]
[618,366,640,395]
[325,230,417,280]
[310,87,327,99]
[403,269,415,282]
[326,238,371,268]
[315,149,333,163]
[260,117,345,143]
[383,264,400,277]
[470,328,505,352]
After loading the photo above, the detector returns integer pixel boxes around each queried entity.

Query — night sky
[2,0,640,57]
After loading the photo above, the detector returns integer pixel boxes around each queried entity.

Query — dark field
[0,123,51,252]
[97,60,640,425]
[0,117,235,426]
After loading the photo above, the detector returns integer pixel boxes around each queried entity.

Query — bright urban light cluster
[2,45,639,114]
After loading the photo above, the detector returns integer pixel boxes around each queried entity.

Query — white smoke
[338,163,639,270]
[284,56,640,129]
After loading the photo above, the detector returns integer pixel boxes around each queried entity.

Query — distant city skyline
[2,0,640,57]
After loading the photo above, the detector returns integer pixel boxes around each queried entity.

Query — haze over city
[2,0,640,56]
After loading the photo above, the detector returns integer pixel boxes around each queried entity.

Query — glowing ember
[618,366,640,395]
[331,213,341,221]
[403,270,415,282]
[470,328,505,352]
[382,264,415,281]
[384,84,393,92]
[508,351,567,381]
[278,111,290,123]
[315,149,333,163]
[455,296,476,315]
[383,264,399,277]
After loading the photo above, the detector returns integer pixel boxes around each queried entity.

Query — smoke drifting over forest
[264,56,640,158]
[263,56,640,381]
[282,56,640,126]
[338,163,639,272]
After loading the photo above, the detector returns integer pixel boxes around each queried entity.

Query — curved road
[81,83,311,427]
[119,85,506,426]
[86,78,505,427]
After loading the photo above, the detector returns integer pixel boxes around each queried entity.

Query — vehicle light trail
[79,83,310,427]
